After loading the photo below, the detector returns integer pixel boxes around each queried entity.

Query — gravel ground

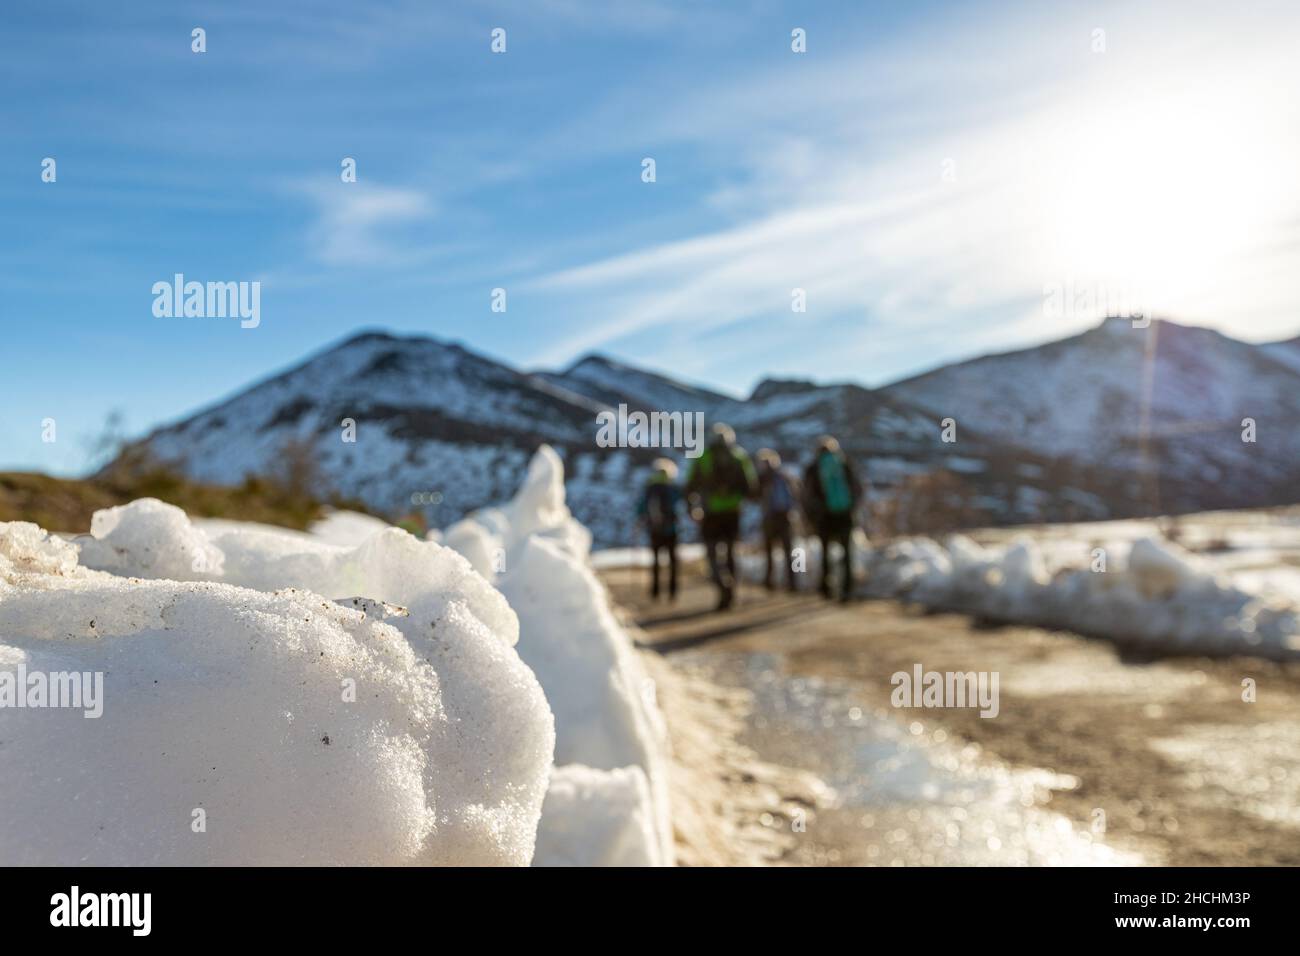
[606,562,1300,866]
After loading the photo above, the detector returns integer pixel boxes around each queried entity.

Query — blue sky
[3,0,1299,474]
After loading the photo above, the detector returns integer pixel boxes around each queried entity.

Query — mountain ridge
[122,316,1300,544]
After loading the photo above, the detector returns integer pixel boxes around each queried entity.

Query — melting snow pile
[3,444,669,866]
[0,505,555,865]
[533,764,662,867]
[305,509,393,547]
[444,446,675,866]
[865,533,1300,660]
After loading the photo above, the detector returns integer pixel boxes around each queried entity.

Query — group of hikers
[636,423,861,610]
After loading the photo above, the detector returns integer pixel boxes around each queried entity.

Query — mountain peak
[336,328,402,348]
[126,315,1300,546]
[565,353,622,374]
[748,377,818,401]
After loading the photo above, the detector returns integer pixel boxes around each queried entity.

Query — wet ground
[604,563,1300,866]
[679,649,1135,865]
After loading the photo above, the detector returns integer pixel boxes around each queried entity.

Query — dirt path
[605,562,1300,866]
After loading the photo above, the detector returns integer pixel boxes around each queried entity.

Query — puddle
[1001,653,1211,700]
[1151,724,1300,828]
[682,650,1144,866]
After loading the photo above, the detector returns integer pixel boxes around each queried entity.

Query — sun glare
[1041,73,1288,320]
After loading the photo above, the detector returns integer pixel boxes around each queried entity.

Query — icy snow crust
[533,764,660,867]
[1,500,555,865]
[442,446,674,866]
[863,533,1300,660]
[3,445,671,866]
[726,523,1300,660]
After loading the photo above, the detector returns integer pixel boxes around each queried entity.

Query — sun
[1038,73,1290,323]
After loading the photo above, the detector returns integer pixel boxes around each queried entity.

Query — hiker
[636,458,683,601]
[686,423,757,610]
[756,449,798,591]
[802,435,861,602]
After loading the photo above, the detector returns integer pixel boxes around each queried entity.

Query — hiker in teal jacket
[801,435,861,602]
[686,423,757,610]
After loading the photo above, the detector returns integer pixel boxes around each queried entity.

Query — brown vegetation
[870,469,989,539]
[0,442,379,534]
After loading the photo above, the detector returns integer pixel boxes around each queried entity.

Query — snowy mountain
[883,317,1300,514]
[535,354,738,417]
[125,319,1300,546]
[138,331,654,544]
[1262,335,1300,376]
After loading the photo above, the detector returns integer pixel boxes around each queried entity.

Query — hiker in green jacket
[686,423,757,610]
[801,435,861,602]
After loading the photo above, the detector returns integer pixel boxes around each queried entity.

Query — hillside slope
[121,318,1300,544]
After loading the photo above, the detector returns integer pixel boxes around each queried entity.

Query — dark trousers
[763,512,794,589]
[818,512,854,599]
[701,512,740,596]
[649,532,678,599]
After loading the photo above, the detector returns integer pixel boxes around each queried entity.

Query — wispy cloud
[297,179,436,267]
[525,0,1300,377]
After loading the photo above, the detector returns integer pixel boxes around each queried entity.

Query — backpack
[705,449,746,495]
[818,452,853,514]
[691,446,754,514]
[643,482,677,532]
[767,471,794,513]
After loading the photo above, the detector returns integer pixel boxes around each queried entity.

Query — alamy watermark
[50,886,150,936]
[152,273,260,328]
[1042,279,1149,327]
[891,664,999,718]
[1,664,104,718]
[595,404,705,458]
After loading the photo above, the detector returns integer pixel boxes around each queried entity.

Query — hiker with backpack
[636,458,683,601]
[756,449,799,592]
[685,423,757,610]
[802,435,861,602]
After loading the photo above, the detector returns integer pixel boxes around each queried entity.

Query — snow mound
[442,518,500,579]
[78,498,224,579]
[307,509,392,547]
[9,444,671,865]
[445,445,674,866]
[863,533,1300,660]
[0,522,79,578]
[2,512,554,865]
[1127,536,1207,598]
[499,445,592,559]
[534,765,663,867]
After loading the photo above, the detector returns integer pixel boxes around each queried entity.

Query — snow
[533,764,664,867]
[0,515,555,865]
[442,445,675,866]
[5,442,673,866]
[884,318,1300,506]
[732,507,1300,660]
[590,544,707,569]
[134,326,1106,551]
[79,497,225,579]
[543,354,734,420]
[307,509,392,547]
[861,530,1300,660]
[501,534,672,857]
